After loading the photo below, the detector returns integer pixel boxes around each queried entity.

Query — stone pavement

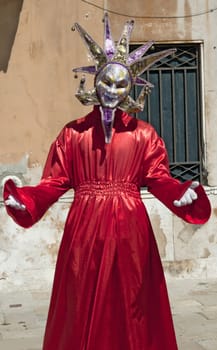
[168,278,217,350]
[0,279,217,350]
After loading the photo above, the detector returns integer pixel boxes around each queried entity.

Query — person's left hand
[173,181,199,207]
[5,194,26,211]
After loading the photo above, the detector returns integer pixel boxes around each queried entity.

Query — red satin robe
[4,106,211,350]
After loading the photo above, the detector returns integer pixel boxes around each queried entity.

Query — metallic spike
[112,20,134,64]
[103,12,115,59]
[127,41,154,64]
[74,22,107,69]
[119,85,151,113]
[75,87,99,106]
[130,48,176,78]
[73,66,97,75]
[119,95,141,113]
[134,77,154,87]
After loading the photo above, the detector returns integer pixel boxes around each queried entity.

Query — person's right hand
[173,181,199,207]
[5,195,26,211]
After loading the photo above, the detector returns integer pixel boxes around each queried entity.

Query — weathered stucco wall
[1,0,217,292]
[0,0,103,166]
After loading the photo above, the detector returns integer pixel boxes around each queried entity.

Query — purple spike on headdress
[104,13,115,59]
[113,19,134,63]
[126,20,135,40]
[99,107,115,143]
[127,41,154,64]
[73,66,97,75]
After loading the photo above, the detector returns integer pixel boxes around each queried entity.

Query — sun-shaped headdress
[72,13,175,143]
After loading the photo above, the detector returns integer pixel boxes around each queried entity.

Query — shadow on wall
[0,0,23,72]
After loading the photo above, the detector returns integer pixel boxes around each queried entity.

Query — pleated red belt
[74,181,140,198]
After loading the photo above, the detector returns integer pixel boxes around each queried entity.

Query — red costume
[4,107,211,349]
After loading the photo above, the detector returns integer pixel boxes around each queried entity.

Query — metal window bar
[172,67,176,162]
[130,43,205,183]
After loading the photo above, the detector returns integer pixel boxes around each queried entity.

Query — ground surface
[0,279,217,350]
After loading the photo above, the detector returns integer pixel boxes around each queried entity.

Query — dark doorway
[0,0,24,72]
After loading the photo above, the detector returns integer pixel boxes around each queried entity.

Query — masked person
[4,13,211,350]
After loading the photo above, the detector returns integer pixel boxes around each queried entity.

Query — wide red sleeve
[3,128,73,228]
[142,130,211,224]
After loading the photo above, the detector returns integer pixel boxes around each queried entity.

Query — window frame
[130,41,207,184]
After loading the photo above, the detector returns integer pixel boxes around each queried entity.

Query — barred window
[130,43,207,184]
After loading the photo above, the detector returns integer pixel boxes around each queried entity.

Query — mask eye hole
[102,77,112,87]
[117,80,128,89]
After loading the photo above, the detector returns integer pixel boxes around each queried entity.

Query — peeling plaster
[178,225,200,243]
[200,248,211,259]
[151,214,167,258]
[208,234,215,243]
[0,154,28,175]
[0,155,29,200]
[45,241,60,265]
[163,259,197,277]
[213,208,217,217]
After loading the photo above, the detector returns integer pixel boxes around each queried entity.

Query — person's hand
[173,181,199,207]
[5,195,26,211]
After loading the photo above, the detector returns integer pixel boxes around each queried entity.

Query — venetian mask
[95,63,132,109]
[72,13,176,143]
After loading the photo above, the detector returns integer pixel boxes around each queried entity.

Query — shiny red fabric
[4,106,211,350]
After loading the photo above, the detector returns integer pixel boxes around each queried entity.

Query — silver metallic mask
[95,63,132,109]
